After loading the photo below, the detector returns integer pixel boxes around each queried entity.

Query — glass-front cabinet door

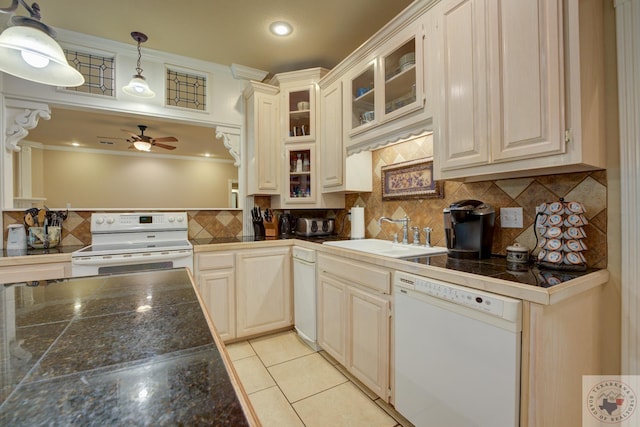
[284,87,315,143]
[381,33,421,121]
[349,61,376,134]
[347,23,424,138]
[284,144,316,204]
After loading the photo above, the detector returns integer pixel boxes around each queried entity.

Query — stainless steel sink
[323,239,448,258]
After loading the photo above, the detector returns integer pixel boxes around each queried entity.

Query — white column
[615,0,640,374]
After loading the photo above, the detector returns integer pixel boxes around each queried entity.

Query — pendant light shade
[123,74,155,98]
[0,15,84,87]
[122,31,155,98]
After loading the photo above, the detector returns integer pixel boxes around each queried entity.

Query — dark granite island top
[0,268,257,426]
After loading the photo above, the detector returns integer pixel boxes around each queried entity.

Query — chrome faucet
[423,227,432,248]
[378,215,410,245]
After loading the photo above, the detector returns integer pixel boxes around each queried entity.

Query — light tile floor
[226,330,411,427]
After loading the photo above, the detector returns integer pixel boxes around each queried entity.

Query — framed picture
[381,158,443,200]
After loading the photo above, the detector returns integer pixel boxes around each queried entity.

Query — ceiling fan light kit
[122,31,155,98]
[0,0,84,86]
[125,125,178,152]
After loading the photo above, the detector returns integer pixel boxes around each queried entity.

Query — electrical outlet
[500,207,523,228]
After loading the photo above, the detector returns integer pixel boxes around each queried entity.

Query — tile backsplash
[2,210,244,248]
[3,135,607,269]
[339,134,608,269]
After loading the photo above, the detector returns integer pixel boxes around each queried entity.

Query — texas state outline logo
[584,376,638,425]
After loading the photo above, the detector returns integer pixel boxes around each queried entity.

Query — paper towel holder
[350,205,365,240]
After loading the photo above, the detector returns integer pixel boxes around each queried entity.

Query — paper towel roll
[350,206,365,239]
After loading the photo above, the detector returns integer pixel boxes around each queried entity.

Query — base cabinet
[195,246,292,342]
[198,269,236,341]
[236,247,292,337]
[346,285,390,400]
[317,253,391,401]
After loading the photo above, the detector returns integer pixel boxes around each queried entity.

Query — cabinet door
[245,82,280,195]
[283,86,316,143]
[198,269,236,342]
[435,0,490,171]
[236,247,292,338]
[487,0,564,162]
[347,285,390,400]
[378,21,425,124]
[348,60,377,135]
[320,79,344,191]
[283,144,317,205]
[317,273,347,365]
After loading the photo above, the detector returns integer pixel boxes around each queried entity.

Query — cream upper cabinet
[345,19,431,153]
[433,0,490,170]
[236,246,292,338]
[434,0,606,181]
[487,0,563,162]
[244,81,280,195]
[319,79,345,190]
[319,78,373,193]
[270,68,345,209]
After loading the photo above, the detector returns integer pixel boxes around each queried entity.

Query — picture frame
[381,158,443,200]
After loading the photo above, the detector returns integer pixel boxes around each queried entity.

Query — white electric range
[71,212,193,277]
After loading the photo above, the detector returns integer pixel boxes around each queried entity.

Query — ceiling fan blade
[153,142,177,150]
[121,129,141,140]
[153,136,178,142]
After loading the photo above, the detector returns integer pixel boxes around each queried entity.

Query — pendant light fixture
[122,31,155,98]
[0,0,84,87]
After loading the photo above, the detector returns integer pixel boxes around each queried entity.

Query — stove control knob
[95,216,105,225]
[176,216,184,223]
[168,216,175,222]
[106,217,115,224]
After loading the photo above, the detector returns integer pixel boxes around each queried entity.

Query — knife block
[264,222,277,237]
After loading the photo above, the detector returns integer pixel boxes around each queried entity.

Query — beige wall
[39,149,237,209]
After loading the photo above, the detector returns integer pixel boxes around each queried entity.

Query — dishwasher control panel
[394,271,521,322]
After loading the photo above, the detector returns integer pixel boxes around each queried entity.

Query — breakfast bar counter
[0,268,257,426]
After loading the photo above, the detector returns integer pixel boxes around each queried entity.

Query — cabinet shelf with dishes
[343,19,429,151]
[285,146,315,202]
[285,89,313,142]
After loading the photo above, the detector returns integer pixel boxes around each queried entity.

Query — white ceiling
[15,0,414,158]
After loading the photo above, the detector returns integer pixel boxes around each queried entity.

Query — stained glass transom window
[166,69,206,110]
[63,50,115,96]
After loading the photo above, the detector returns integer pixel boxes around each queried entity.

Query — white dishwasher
[394,271,522,427]
[292,246,320,350]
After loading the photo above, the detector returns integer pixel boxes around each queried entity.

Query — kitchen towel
[350,206,365,239]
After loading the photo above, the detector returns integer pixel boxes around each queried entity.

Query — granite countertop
[0,268,254,426]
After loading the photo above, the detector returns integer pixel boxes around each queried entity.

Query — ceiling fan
[123,125,178,151]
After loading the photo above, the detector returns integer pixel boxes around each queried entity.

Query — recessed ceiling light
[71,142,80,147]
[269,21,293,36]
[204,153,211,158]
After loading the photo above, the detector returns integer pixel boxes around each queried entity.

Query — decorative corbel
[215,125,241,167]
[5,105,51,152]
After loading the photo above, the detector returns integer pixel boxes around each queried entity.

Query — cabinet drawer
[318,253,390,294]
[0,263,70,283]
[197,252,234,270]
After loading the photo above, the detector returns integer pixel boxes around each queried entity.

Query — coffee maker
[443,199,495,259]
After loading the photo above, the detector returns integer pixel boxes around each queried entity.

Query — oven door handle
[72,250,192,265]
